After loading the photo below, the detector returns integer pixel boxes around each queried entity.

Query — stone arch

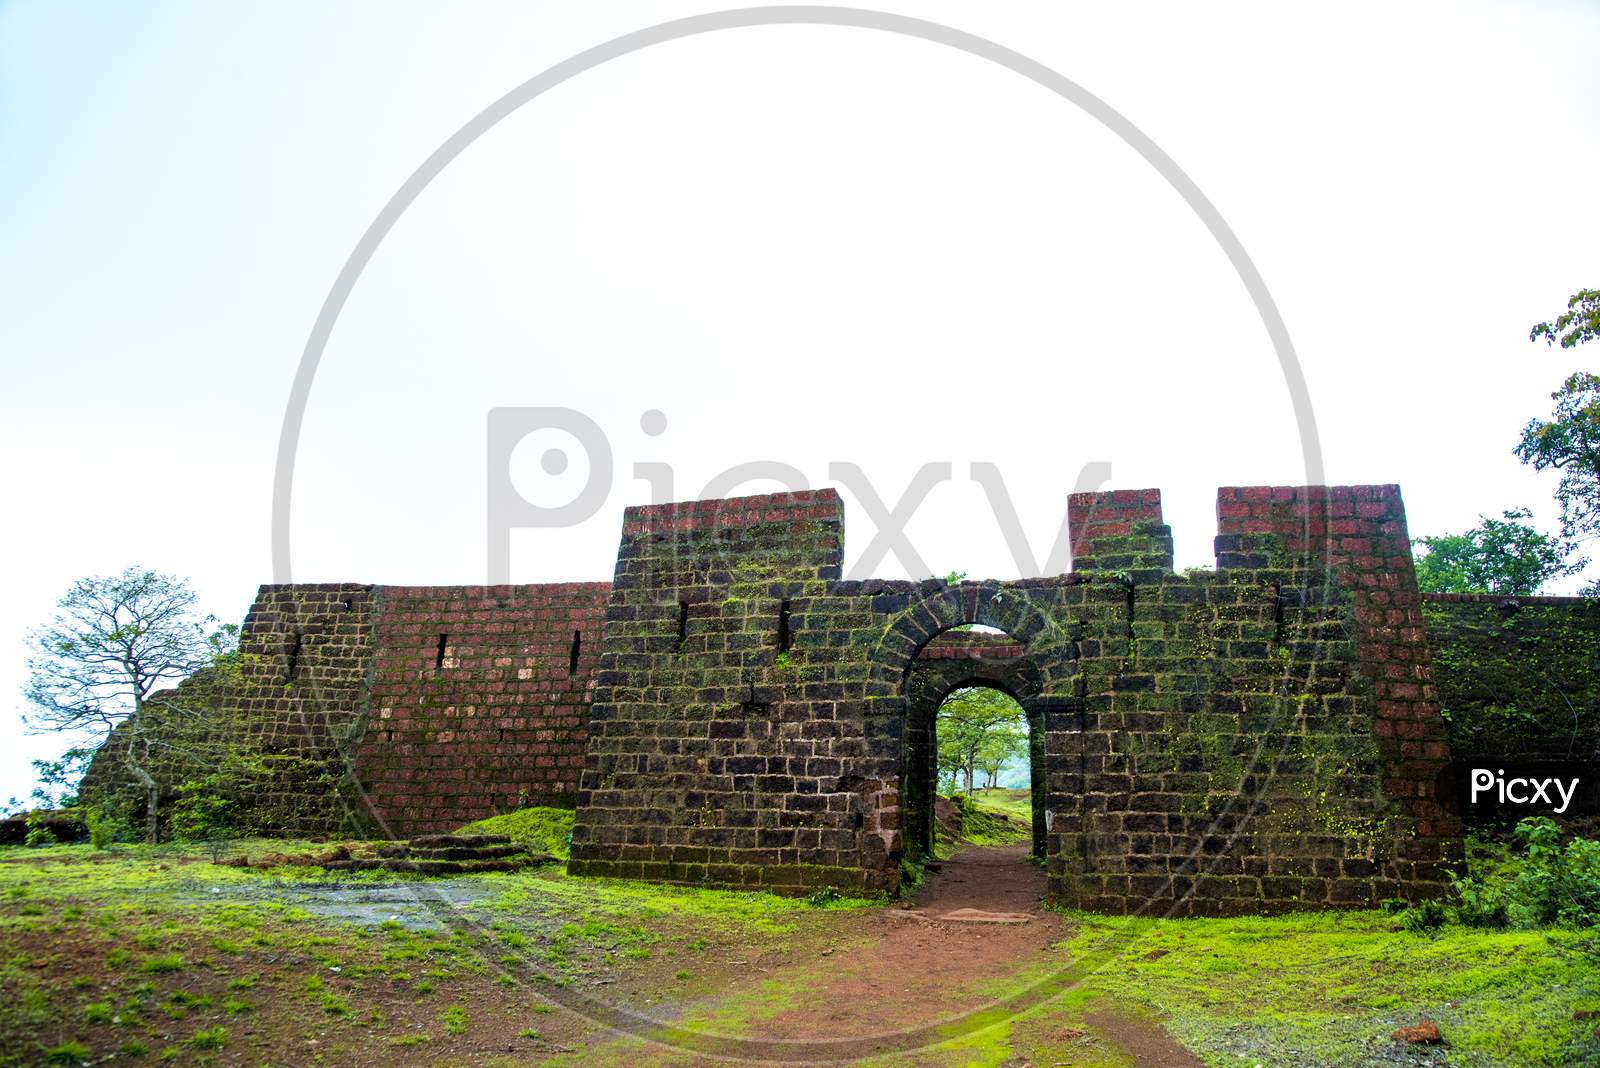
[867,580,1079,692]
[876,581,1083,870]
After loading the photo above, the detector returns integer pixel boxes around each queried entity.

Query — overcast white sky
[2,1,1597,802]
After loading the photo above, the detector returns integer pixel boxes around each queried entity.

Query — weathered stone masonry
[564,484,1464,913]
[1422,592,1600,823]
[83,582,608,837]
[91,482,1600,915]
[354,583,608,832]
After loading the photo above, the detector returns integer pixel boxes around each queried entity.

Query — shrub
[167,776,238,862]
[1399,898,1448,932]
[86,805,132,850]
[1435,818,1600,932]
[24,811,56,848]
[1505,817,1600,928]
[1449,874,1509,928]
[805,886,841,908]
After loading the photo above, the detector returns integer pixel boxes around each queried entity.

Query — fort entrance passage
[904,632,1044,861]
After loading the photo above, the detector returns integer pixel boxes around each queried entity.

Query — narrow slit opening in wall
[676,601,689,651]
[1272,584,1285,645]
[435,633,448,676]
[285,631,302,683]
[568,629,581,675]
[777,600,792,654]
[1124,585,1135,643]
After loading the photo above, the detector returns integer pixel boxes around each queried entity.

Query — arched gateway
[902,627,1048,860]
[81,485,1467,916]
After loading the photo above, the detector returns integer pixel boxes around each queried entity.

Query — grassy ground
[933,791,1031,854]
[0,838,863,1066]
[1042,911,1600,1067]
[966,788,1031,822]
[2,836,1597,1066]
[455,807,575,859]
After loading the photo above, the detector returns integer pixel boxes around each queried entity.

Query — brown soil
[1083,1008,1206,1068]
[685,842,1202,1066]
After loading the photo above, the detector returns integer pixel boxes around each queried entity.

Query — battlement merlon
[613,488,846,592]
[1065,488,1172,574]
[620,488,844,534]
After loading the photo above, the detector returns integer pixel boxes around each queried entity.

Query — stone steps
[408,833,513,848]
[317,832,553,875]
[321,855,551,875]
[374,843,528,861]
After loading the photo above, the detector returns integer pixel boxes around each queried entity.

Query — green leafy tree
[1516,290,1600,544]
[1529,289,1600,350]
[21,568,237,843]
[936,687,1027,796]
[974,722,1028,790]
[26,747,93,809]
[1413,509,1584,595]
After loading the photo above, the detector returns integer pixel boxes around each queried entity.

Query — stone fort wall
[82,582,608,837]
[564,485,1463,913]
[1422,592,1600,824]
[84,482,1566,915]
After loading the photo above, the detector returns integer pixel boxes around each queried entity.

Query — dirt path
[716,844,1202,1066]
[909,840,1049,914]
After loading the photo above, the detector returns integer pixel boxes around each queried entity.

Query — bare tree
[22,568,233,844]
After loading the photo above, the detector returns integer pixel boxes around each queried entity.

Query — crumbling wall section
[82,581,610,838]
[80,583,377,837]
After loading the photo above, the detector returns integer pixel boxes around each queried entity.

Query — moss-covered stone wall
[80,584,379,837]
[82,582,611,838]
[82,483,1491,914]
[567,485,1465,913]
[1422,593,1600,823]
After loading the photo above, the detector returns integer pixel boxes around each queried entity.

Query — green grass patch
[939,793,1029,849]
[1045,908,1600,1066]
[454,806,575,859]
[484,865,869,937]
[967,788,1032,821]
[138,953,183,974]
[42,1041,90,1065]
[187,1025,227,1050]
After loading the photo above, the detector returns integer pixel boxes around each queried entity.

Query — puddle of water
[185,878,495,930]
